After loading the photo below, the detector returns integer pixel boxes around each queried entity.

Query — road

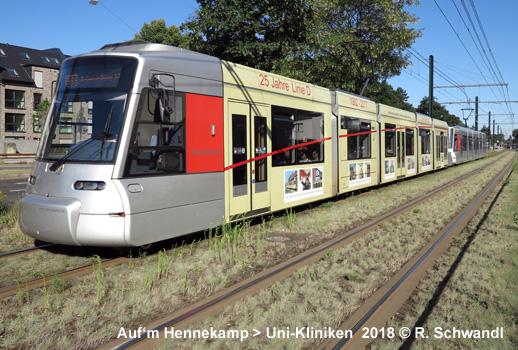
[0,177,28,205]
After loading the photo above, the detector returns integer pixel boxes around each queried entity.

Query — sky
[1,0,516,138]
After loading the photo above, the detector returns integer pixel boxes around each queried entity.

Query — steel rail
[0,257,127,298]
[0,243,57,258]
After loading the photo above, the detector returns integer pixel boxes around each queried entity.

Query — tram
[448,126,488,164]
[19,41,479,247]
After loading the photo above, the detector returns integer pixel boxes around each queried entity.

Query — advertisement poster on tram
[349,161,372,187]
[422,155,431,170]
[407,157,416,174]
[384,159,395,179]
[284,167,324,203]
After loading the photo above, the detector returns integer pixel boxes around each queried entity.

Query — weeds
[285,207,296,230]
[37,272,51,311]
[94,255,104,304]
[323,249,333,260]
[182,268,188,294]
[53,276,69,293]
[344,272,359,281]
[0,192,18,229]
[156,249,171,279]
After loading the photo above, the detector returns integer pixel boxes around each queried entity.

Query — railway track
[318,152,516,350]
[0,154,503,299]
[98,153,514,350]
[0,256,128,298]
[0,243,57,258]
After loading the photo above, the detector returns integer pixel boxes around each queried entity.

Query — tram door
[228,101,271,217]
[396,130,405,177]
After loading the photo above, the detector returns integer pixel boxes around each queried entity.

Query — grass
[0,152,513,350]
[152,153,515,349]
[371,157,518,350]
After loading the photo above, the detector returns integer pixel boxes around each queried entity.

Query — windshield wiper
[48,107,114,171]
[100,105,115,160]
[48,137,96,172]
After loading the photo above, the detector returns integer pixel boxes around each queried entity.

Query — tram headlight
[74,181,106,191]
[29,175,37,185]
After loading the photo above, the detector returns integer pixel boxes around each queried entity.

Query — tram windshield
[38,56,138,166]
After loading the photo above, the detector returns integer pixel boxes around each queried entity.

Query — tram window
[272,106,324,166]
[405,129,414,156]
[124,88,186,176]
[436,135,440,161]
[343,116,371,160]
[419,128,431,154]
[461,135,467,151]
[232,114,247,186]
[254,116,267,183]
[385,123,396,157]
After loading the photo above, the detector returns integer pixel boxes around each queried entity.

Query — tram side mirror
[156,88,174,124]
[150,73,176,125]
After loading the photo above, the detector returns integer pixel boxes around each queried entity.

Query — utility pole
[493,119,496,148]
[475,96,478,131]
[429,55,434,119]
[489,112,491,149]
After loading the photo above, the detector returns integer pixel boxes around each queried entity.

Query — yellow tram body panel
[333,90,379,194]
[221,62,334,220]
[378,104,418,184]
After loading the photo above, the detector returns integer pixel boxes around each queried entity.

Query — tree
[33,98,51,133]
[134,19,192,49]
[513,129,518,142]
[369,81,414,112]
[416,96,464,126]
[480,125,490,139]
[183,0,313,71]
[276,0,422,95]
[137,0,421,96]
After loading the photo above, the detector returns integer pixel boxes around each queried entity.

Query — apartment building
[0,43,66,149]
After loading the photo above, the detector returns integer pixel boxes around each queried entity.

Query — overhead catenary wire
[421,0,515,134]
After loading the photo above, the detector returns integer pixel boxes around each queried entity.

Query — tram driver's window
[124,88,186,176]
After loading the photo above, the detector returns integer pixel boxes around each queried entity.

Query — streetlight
[89,0,98,5]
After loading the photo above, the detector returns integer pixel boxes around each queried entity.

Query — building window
[34,71,43,88]
[59,117,73,134]
[0,48,5,55]
[41,56,51,63]
[5,113,26,132]
[272,105,324,166]
[33,116,43,133]
[51,57,59,64]
[62,102,73,113]
[19,52,30,59]
[34,93,42,110]
[5,90,25,109]
[7,68,19,76]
